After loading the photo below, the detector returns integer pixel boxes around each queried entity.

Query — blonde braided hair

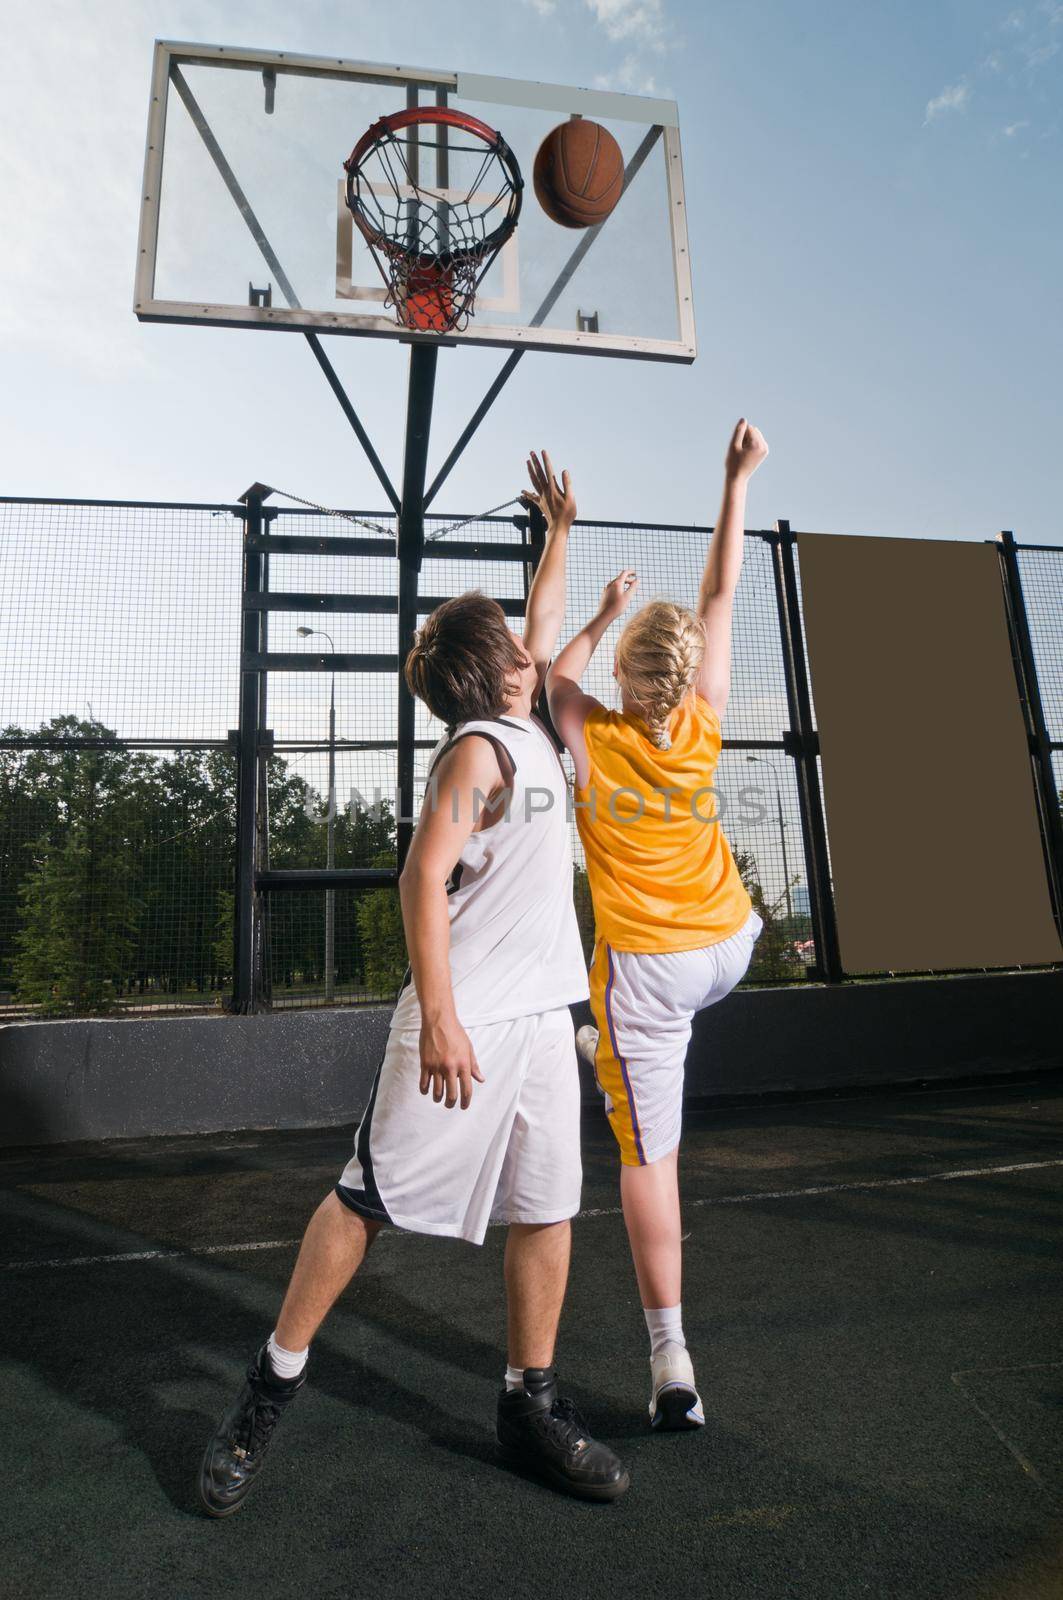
[614,600,705,750]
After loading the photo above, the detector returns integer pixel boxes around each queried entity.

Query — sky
[2,0,1062,542]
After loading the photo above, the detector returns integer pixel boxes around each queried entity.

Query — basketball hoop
[344,107,523,334]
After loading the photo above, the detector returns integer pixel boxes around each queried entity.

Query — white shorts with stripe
[335,1006,582,1245]
[589,908,764,1166]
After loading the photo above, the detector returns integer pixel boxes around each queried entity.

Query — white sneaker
[649,1342,705,1430]
[575,1024,599,1068]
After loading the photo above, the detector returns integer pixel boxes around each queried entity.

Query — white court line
[1,1237,302,1272]
[578,1155,1063,1217]
[4,1156,1062,1272]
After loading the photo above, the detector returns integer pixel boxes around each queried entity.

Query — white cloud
[923,81,971,124]
[583,0,668,50]
[1002,117,1030,134]
[1023,36,1060,64]
[593,53,660,94]
[522,0,558,14]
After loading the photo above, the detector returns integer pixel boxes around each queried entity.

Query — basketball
[533,119,624,229]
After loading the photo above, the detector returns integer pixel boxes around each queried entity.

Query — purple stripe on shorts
[605,944,646,1166]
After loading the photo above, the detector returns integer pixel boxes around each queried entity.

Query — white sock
[644,1304,685,1360]
[504,1365,525,1392]
[267,1331,309,1381]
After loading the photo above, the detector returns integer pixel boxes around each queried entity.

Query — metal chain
[262,488,394,538]
[265,487,524,543]
[425,498,523,541]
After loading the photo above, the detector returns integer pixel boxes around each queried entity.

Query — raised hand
[725,418,769,483]
[599,568,639,622]
[520,449,577,528]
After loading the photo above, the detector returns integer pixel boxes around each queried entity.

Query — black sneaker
[198,1345,307,1518]
[496,1368,630,1502]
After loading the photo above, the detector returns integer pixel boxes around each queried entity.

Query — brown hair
[405,592,528,728]
[614,600,705,750]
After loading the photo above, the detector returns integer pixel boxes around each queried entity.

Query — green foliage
[0,707,824,1017]
[213,889,234,982]
[355,853,408,999]
[573,867,595,964]
[0,716,414,1015]
[15,819,135,1016]
[10,725,144,1013]
[734,847,811,981]
[265,775,399,999]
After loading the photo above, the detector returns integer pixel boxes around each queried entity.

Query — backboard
[135,41,696,362]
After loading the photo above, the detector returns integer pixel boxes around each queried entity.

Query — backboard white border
[134,40,697,363]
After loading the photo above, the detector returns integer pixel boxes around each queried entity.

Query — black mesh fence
[0,501,243,1019]
[1014,543,1063,856]
[546,521,806,982]
[247,505,810,998]
[1,498,1059,1020]
[1016,547,1063,745]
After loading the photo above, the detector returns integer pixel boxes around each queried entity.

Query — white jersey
[392,713,590,1029]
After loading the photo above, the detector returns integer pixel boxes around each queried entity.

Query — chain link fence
[2,497,1060,1019]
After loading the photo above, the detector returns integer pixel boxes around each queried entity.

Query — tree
[13,732,140,1016]
[733,846,805,981]
[355,853,408,999]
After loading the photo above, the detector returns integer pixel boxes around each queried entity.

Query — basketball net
[344,107,523,336]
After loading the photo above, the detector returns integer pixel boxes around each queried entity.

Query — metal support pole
[232,494,264,1011]
[396,344,439,866]
[435,86,450,251]
[996,530,1063,938]
[304,335,400,513]
[424,352,523,510]
[771,521,843,982]
[257,528,273,1007]
[325,666,336,1001]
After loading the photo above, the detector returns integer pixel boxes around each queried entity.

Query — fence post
[231,492,264,1013]
[770,521,844,983]
[996,531,1063,940]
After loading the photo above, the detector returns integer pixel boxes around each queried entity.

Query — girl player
[546,418,769,1429]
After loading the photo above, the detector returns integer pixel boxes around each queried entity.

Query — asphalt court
[2,1073,1062,1600]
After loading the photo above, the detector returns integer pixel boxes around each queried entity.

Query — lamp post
[746,755,794,922]
[297,627,337,1001]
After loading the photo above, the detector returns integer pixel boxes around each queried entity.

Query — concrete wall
[1,969,1061,1148]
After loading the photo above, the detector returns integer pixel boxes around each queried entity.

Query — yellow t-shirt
[575,695,752,954]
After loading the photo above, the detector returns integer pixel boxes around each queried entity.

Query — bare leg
[619,1147,682,1309]
[504,1220,571,1369]
[274,1192,382,1350]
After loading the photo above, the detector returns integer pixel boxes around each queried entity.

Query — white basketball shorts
[589,908,764,1166]
[335,1006,582,1245]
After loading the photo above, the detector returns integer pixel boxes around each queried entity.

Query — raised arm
[520,449,577,698]
[399,735,505,1109]
[696,418,769,718]
[546,570,638,788]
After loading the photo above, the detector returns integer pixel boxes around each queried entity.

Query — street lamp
[297,626,337,1002]
[746,755,794,921]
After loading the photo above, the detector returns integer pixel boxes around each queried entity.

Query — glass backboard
[135,41,696,362]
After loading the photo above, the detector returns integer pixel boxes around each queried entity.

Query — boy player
[198,452,629,1513]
